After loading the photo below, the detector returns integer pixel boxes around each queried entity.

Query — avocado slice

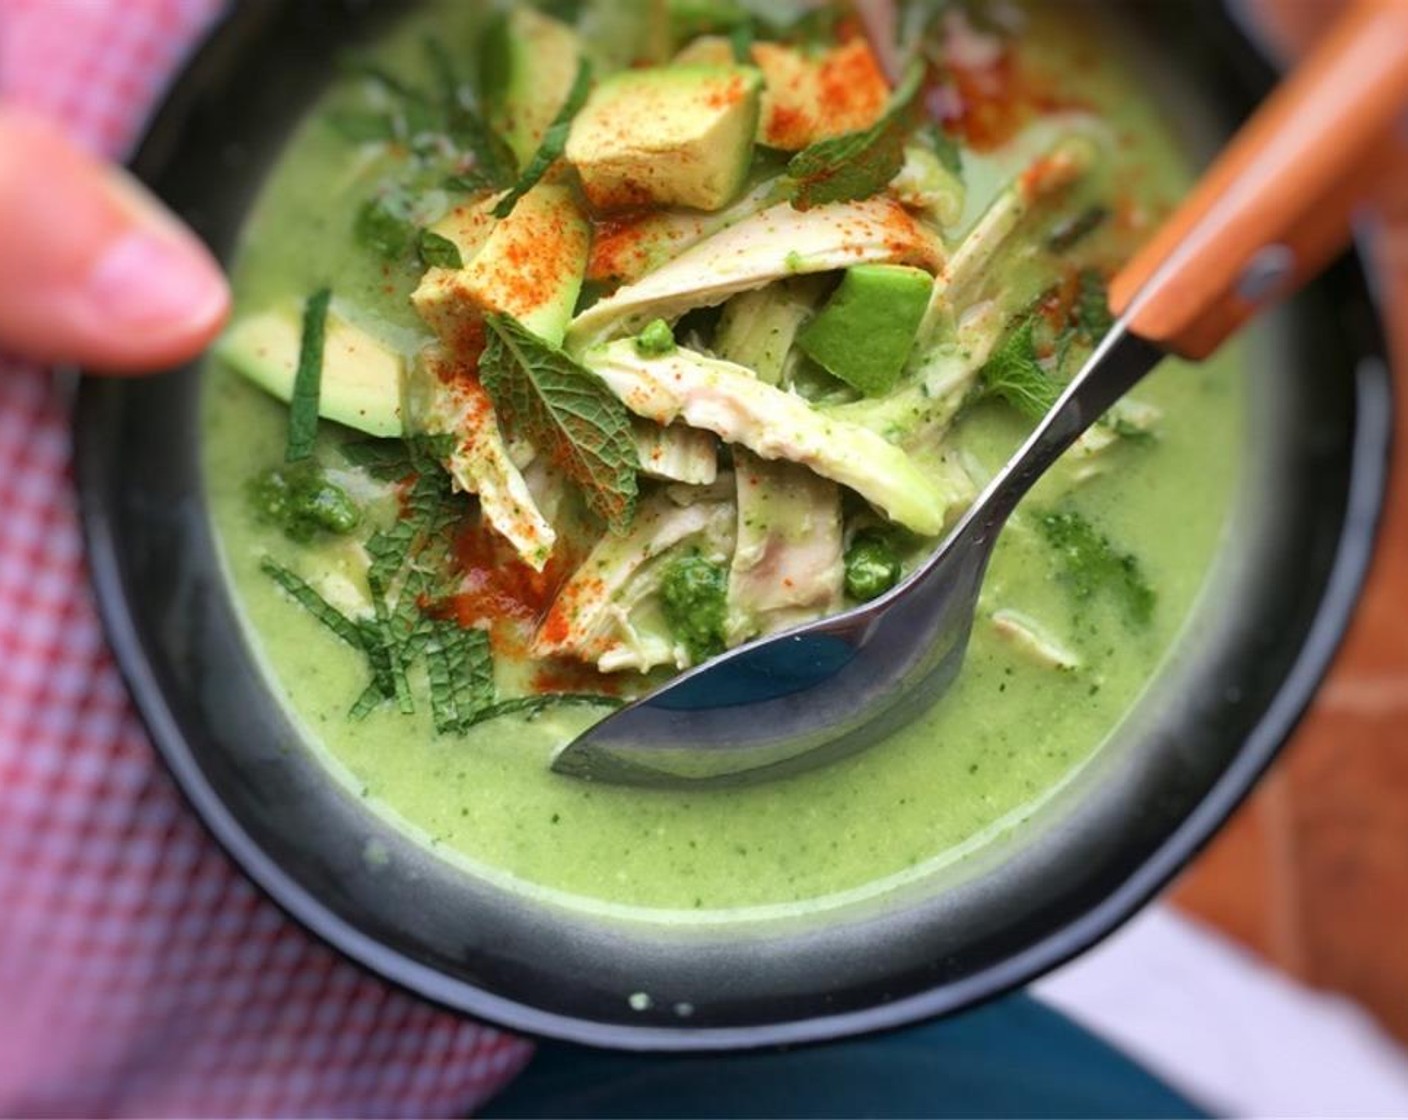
[481,7,585,168]
[216,308,404,438]
[798,265,933,397]
[412,182,590,352]
[565,64,763,212]
[425,193,499,264]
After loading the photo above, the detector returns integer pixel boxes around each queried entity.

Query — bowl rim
[75,0,1395,1050]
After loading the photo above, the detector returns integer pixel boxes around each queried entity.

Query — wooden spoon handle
[1109,0,1408,360]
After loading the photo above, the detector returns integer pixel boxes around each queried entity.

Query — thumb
[0,108,229,374]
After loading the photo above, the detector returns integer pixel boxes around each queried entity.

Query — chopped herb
[355,196,417,261]
[786,62,924,210]
[426,621,495,734]
[376,601,416,714]
[634,318,677,356]
[478,694,624,721]
[260,557,368,650]
[978,316,1059,420]
[844,531,903,602]
[660,550,728,664]
[1075,268,1114,342]
[418,229,464,270]
[493,59,592,219]
[248,461,360,542]
[285,288,331,462]
[1038,509,1155,626]
[480,313,640,533]
[1047,205,1109,253]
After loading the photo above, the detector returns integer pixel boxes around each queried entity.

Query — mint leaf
[260,557,368,650]
[477,693,624,722]
[480,314,640,533]
[979,317,1059,420]
[786,63,923,210]
[285,288,331,462]
[493,59,592,220]
[418,229,464,270]
[425,621,495,734]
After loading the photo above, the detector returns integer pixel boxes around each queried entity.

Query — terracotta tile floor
[1172,0,1408,1045]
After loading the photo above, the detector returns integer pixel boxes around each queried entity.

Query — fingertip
[0,110,231,374]
[74,221,231,374]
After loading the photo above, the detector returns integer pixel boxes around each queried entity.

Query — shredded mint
[786,63,923,210]
[418,229,464,270]
[978,317,1059,420]
[340,438,413,479]
[480,313,640,533]
[493,59,592,220]
[426,621,495,734]
[285,288,331,463]
[478,694,624,722]
[260,557,368,650]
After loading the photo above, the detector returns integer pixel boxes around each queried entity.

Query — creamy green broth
[203,4,1243,918]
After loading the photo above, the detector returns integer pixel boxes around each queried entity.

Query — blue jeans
[483,994,1202,1118]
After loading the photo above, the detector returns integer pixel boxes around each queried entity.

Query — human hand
[0,108,229,373]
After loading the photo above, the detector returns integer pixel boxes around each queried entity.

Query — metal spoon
[553,0,1408,787]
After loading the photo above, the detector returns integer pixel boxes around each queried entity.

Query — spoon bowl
[554,329,1163,785]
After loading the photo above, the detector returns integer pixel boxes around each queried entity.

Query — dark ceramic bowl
[76,0,1391,1049]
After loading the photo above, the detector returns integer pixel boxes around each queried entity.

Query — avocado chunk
[565,64,762,212]
[217,308,404,437]
[482,7,585,167]
[751,40,890,151]
[798,265,933,397]
[412,182,590,353]
[425,194,499,264]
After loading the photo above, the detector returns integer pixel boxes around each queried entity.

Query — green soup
[203,3,1243,921]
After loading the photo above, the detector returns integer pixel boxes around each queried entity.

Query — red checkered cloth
[0,2,534,1114]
